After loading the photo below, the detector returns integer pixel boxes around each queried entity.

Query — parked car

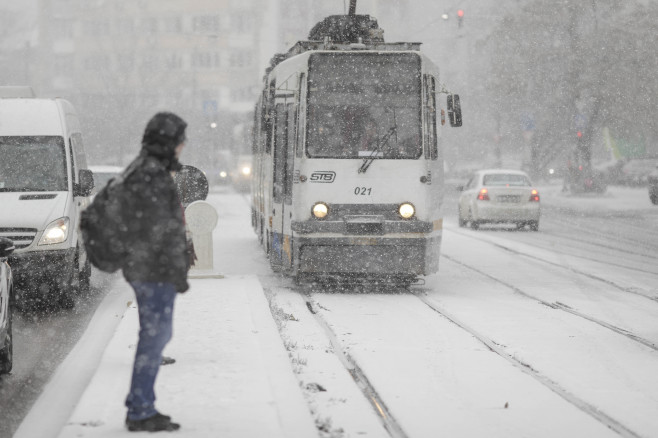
[0,237,15,374]
[89,165,123,195]
[619,158,658,186]
[648,165,658,205]
[458,169,541,231]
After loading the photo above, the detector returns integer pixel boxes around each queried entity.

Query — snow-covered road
[13,184,657,438]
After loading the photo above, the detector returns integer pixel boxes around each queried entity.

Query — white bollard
[185,200,223,278]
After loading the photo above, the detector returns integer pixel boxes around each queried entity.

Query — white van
[0,89,94,308]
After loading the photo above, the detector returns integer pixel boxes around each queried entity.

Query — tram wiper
[358,124,398,174]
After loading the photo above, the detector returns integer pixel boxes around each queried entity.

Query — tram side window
[273,103,288,202]
[296,73,306,159]
[424,75,438,160]
[285,103,296,204]
[265,80,276,154]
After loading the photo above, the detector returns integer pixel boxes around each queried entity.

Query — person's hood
[140,112,187,171]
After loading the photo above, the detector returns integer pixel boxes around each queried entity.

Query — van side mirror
[447,94,462,127]
[75,169,95,197]
[0,237,15,258]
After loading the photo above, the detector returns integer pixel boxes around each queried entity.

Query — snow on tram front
[250,12,462,284]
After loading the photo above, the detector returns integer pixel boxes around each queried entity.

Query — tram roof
[266,40,423,74]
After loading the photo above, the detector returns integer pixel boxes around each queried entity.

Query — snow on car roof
[477,169,529,175]
[88,165,123,173]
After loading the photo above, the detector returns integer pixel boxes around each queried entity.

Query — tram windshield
[307,53,422,159]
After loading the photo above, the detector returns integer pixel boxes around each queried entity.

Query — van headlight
[241,166,251,176]
[39,217,69,245]
[398,203,415,219]
[312,202,329,219]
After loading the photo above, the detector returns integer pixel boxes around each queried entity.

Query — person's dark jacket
[120,112,189,292]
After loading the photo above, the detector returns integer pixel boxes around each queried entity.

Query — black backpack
[80,173,130,273]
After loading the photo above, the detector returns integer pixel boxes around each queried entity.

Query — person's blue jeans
[125,282,177,421]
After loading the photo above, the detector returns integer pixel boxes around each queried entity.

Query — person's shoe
[161,356,176,365]
[126,413,180,432]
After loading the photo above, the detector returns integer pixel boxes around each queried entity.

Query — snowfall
[12,184,658,438]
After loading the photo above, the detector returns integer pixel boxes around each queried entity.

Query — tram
[251,8,462,283]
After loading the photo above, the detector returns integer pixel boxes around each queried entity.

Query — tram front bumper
[296,236,439,275]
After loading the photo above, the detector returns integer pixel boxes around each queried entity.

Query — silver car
[1,237,15,374]
[458,169,541,231]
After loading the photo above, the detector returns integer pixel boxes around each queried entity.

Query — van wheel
[73,247,91,295]
[79,257,91,294]
[529,221,539,232]
[0,303,13,374]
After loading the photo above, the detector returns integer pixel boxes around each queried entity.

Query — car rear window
[482,174,531,186]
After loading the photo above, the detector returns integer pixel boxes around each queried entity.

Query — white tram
[251,13,462,283]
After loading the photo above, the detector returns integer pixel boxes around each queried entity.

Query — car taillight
[529,189,540,202]
[478,188,490,201]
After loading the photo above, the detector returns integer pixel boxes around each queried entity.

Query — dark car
[648,165,658,205]
[0,237,15,374]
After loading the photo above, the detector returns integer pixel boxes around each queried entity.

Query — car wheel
[529,220,539,231]
[470,220,479,230]
[651,193,658,205]
[0,302,13,374]
[516,222,526,230]
[458,210,466,227]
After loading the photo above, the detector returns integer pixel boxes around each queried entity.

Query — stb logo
[309,171,336,183]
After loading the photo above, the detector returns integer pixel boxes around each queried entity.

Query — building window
[165,53,183,69]
[192,15,220,34]
[231,13,253,33]
[192,52,221,69]
[229,50,253,69]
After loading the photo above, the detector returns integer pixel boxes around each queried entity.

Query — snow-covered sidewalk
[14,275,317,438]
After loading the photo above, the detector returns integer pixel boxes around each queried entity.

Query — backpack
[80,173,130,273]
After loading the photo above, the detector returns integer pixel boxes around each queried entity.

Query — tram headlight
[312,202,329,219]
[398,203,415,219]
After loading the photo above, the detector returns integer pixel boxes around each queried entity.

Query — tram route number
[354,187,372,195]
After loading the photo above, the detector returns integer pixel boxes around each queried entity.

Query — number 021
[354,187,372,195]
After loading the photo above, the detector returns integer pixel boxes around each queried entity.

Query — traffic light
[457,9,464,27]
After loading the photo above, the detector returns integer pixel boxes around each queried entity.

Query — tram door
[270,102,296,268]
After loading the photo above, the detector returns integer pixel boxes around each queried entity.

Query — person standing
[121,112,190,432]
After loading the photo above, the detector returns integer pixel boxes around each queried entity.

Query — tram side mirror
[174,165,209,207]
[447,94,462,127]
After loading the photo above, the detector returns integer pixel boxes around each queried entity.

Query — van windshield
[0,136,68,192]
[307,53,422,159]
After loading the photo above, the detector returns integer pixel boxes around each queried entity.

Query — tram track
[414,292,643,438]
[440,253,658,352]
[290,280,649,438]
[264,267,654,438]
[447,228,658,302]
[300,290,409,438]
